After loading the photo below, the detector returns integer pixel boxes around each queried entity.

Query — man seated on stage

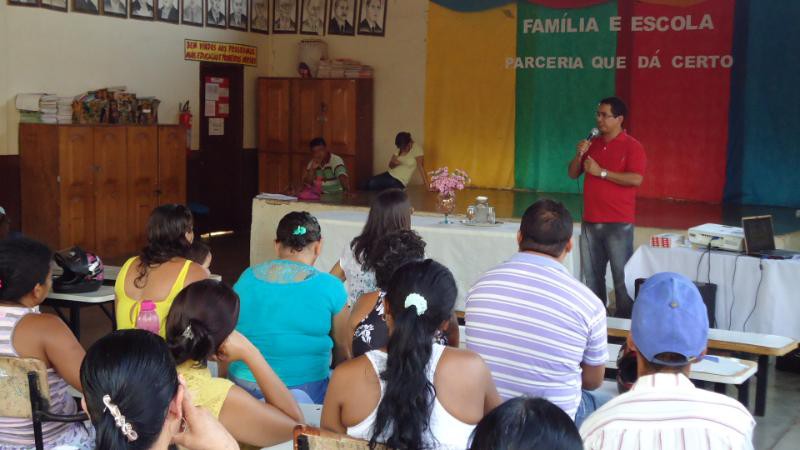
[301,137,350,197]
[567,96,646,319]
[580,272,755,449]
[465,199,609,427]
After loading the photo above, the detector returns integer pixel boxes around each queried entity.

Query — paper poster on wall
[204,76,230,118]
[209,118,224,136]
[205,100,217,117]
[205,83,219,101]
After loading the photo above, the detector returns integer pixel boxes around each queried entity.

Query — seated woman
[330,188,411,306]
[322,260,501,449]
[231,212,349,403]
[299,137,350,197]
[164,280,303,447]
[81,329,239,450]
[350,230,459,357]
[469,397,583,450]
[0,238,94,449]
[115,204,207,337]
[367,132,430,191]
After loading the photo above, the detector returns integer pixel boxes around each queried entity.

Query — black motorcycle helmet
[53,247,104,294]
[616,341,639,394]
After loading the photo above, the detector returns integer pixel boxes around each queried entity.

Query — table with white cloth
[313,211,581,311]
[624,245,800,340]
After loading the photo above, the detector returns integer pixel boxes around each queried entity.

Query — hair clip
[103,394,139,442]
[293,226,307,236]
[182,324,194,340]
[404,293,427,316]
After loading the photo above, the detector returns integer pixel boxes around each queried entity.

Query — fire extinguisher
[179,101,192,150]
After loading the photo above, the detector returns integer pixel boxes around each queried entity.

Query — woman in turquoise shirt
[230,212,348,404]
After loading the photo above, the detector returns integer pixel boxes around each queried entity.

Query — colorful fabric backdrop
[424,0,800,208]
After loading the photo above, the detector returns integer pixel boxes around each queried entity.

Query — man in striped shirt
[465,199,608,424]
[580,272,755,449]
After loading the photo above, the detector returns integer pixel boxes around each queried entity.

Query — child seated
[165,279,303,447]
[186,239,212,271]
[0,238,94,449]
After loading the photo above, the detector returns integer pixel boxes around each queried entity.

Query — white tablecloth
[625,245,800,340]
[314,211,581,311]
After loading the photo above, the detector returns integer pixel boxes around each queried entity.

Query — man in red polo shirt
[567,97,646,318]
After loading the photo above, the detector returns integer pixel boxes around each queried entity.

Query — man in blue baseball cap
[580,272,755,450]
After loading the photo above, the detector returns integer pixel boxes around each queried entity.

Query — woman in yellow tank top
[115,204,208,337]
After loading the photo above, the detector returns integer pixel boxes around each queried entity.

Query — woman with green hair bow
[229,211,350,404]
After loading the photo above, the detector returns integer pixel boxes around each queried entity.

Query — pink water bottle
[314,176,323,194]
[135,301,160,334]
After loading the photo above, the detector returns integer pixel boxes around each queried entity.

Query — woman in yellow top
[367,132,431,191]
[165,279,304,447]
[114,204,208,337]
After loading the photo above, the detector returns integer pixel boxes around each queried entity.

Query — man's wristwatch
[600,169,608,179]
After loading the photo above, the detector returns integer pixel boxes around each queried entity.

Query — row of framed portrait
[8,0,387,36]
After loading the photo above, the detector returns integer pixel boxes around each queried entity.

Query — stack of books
[57,97,74,124]
[15,93,43,123]
[40,95,58,124]
[316,59,374,79]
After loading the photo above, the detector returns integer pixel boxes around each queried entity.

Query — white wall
[0,0,431,186]
[267,0,429,179]
[0,4,270,155]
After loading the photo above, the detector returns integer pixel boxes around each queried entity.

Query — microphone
[586,128,599,141]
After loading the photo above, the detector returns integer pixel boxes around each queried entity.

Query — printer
[688,223,744,252]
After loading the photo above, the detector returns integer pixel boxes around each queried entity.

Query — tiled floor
[48,230,800,449]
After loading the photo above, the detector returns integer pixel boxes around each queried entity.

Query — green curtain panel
[514,1,618,193]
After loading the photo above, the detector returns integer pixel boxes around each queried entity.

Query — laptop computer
[741,215,800,259]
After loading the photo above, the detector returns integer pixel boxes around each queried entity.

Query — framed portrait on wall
[102,0,127,16]
[206,0,227,28]
[42,0,68,11]
[300,0,325,36]
[356,0,385,36]
[8,0,39,7]
[73,0,99,13]
[228,0,247,30]
[272,0,297,34]
[250,0,268,34]
[181,0,203,25]
[157,0,180,22]
[130,0,154,19]
[327,0,354,36]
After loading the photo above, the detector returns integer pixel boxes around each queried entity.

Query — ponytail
[369,260,457,450]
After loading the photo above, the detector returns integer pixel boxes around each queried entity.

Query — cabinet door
[58,126,96,251]
[19,124,60,248]
[291,153,310,188]
[126,126,159,252]
[292,79,326,153]
[158,126,187,205]
[260,152,291,194]
[93,127,128,259]
[324,80,358,156]
[259,78,291,153]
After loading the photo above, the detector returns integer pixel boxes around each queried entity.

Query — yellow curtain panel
[424,3,517,188]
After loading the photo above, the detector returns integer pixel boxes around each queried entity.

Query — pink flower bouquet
[429,167,470,197]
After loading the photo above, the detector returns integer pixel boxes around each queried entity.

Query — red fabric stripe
[621,0,734,202]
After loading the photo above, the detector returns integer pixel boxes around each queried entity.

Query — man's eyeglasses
[595,112,618,119]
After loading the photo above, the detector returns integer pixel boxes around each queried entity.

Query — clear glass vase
[436,192,456,224]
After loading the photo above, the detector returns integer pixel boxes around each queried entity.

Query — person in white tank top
[321,260,501,449]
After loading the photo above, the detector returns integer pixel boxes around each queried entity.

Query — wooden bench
[607,317,798,416]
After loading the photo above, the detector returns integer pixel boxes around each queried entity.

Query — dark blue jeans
[367,172,405,191]
[580,222,634,318]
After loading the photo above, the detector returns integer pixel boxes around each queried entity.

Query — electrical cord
[728,254,744,330]
[742,258,765,332]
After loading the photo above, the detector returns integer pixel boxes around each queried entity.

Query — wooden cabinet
[20,124,186,259]
[257,78,373,193]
